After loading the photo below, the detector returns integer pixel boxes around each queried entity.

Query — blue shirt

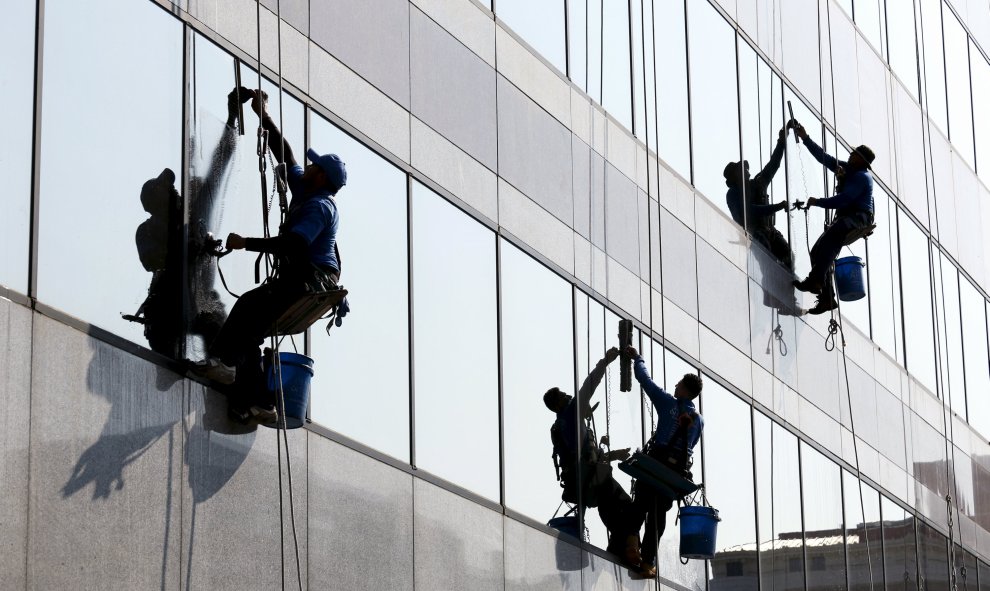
[284,164,340,272]
[555,356,611,461]
[802,137,874,216]
[633,358,703,457]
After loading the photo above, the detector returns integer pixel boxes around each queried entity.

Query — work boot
[638,562,657,578]
[623,533,642,569]
[188,358,236,385]
[807,296,838,315]
[792,277,823,295]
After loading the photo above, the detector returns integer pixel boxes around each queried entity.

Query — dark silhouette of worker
[545,347,642,569]
[192,89,347,423]
[723,124,793,270]
[790,121,875,315]
[625,347,704,578]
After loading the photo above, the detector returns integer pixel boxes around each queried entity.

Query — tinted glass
[0,0,34,293]
[38,0,182,347]
[411,182,498,501]
[882,496,918,591]
[943,8,974,167]
[755,414,805,591]
[899,210,937,392]
[935,254,965,418]
[917,521,950,590]
[688,3,739,204]
[308,115,410,461]
[496,0,566,74]
[185,36,304,360]
[654,0,691,180]
[501,240,574,523]
[919,0,948,135]
[960,279,990,436]
[801,444,845,588]
[704,381,758,590]
[843,471,883,591]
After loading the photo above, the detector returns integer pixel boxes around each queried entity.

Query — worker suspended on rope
[191,88,347,424]
[624,346,704,579]
[544,346,642,569]
[723,123,794,271]
[790,120,876,315]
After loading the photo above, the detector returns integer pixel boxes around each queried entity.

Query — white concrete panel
[699,326,753,397]
[606,119,637,186]
[0,299,30,589]
[570,89,593,147]
[258,9,309,93]
[412,0,496,65]
[606,256,641,320]
[411,117,498,223]
[495,25,571,128]
[309,42,411,163]
[662,297,700,360]
[498,179,575,276]
[658,165,695,230]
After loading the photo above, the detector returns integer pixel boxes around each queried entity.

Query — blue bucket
[679,505,720,560]
[265,352,314,429]
[835,256,866,302]
[548,515,581,540]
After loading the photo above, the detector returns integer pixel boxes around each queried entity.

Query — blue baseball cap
[306,148,347,193]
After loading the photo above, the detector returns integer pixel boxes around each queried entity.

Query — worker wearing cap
[194,88,347,423]
[790,121,875,315]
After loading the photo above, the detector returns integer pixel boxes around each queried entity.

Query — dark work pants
[633,480,675,566]
[592,476,637,547]
[807,212,873,299]
[752,226,793,271]
[210,278,305,397]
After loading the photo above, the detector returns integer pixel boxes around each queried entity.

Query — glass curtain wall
[0,0,35,293]
[882,496,919,591]
[843,471,883,591]
[801,444,846,589]
[755,413,805,591]
[37,0,182,349]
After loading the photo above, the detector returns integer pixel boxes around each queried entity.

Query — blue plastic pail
[835,256,866,302]
[548,515,581,540]
[679,505,720,560]
[266,352,314,429]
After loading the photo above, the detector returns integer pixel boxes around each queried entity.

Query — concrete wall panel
[0,299,31,589]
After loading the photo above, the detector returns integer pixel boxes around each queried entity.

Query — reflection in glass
[800,444,845,590]
[654,0,691,180]
[501,240,574,523]
[882,496,918,591]
[843,471,883,591]
[917,521,950,590]
[496,0,565,74]
[869,190,902,361]
[899,210,937,392]
[970,46,990,184]
[704,382,758,590]
[935,254,965,418]
[855,0,887,57]
[0,0,34,293]
[942,8,975,168]
[688,2,739,204]
[411,182,499,501]
[755,414,804,591]
[601,1,632,130]
[38,0,182,346]
[919,0,948,135]
[308,115,409,461]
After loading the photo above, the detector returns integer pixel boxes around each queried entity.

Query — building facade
[2,0,990,589]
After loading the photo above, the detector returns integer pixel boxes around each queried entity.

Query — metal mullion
[682,0,695,187]
[28,0,46,301]
[179,25,192,363]
[495,236,506,508]
[406,173,416,469]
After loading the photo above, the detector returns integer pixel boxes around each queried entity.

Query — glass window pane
[411,182,498,501]
[970,45,990,183]
[38,0,182,347]
[943,7,975,167]
[801,444,845,589]
[882,496,918,591]
[755,413,805,591]
[688,3,739,205]
[567,0,587,89]
[919,0,948,135]
[501,240,574,523]
[843,471,883,591]
[704,381,758,590]
[961,279,990,436]
[899,210,937,392]
[917,521,950,590]
[0,0,34,293]
[602,1,632,129]
[308,116,409,461]
[496,0,566,74]
[935,254,965,418]
[655,0,691,180]
[888,0,920,99]
[185,36,304,360]
[780,0,822,109]
[868,190,902,360]
[855,0,887,57]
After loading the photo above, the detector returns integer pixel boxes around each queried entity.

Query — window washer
[624,346,703,578]
[545,347,642,569]
[789,120,875,315]
[192,88,347,423]
[723,123,793,270]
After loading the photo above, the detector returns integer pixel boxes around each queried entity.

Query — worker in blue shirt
[625,346,703,578]
[544,347,642,569]
[193,89,347,423]
[790,120,875,315]
[724,124,792,270]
